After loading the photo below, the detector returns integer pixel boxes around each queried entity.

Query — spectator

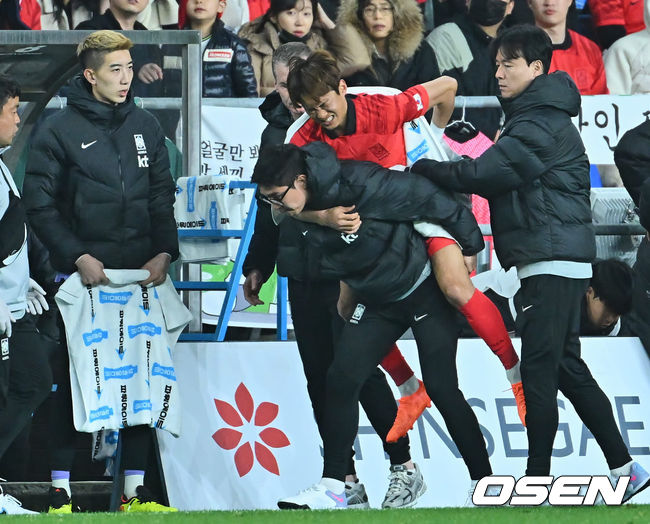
[614,119,650,357]
[338,0,441,92]
[0,74,51,514]
[0,0,31,27]
[426,0,514,139]
[75,0,149,29]
[238,0,362,95]
[20,0,43,28]
[589,0,646,49]
[38,0,104,30]
[137,0,178,28]
[529,0,608,94]
[604,0,650,94]
[23,30,178,513]
[139,0,258,98]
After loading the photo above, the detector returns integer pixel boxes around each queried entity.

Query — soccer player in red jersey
[286,50,526,437]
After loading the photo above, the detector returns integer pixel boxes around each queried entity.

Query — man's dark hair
[0,75,20,110]
[252,144,306,188]
[287,50,341,108]
[272,42,311,80]
[591,258,635,315]
[491,25,553,74]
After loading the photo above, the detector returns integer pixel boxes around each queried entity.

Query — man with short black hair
[411,24,649,501]
[0,74,50,515]
[254,141,493,510]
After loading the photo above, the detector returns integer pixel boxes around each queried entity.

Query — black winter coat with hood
[276,142,484,303]
[23,76,179,274]
[412,72,596,270]
[614,120,650,232]
[241,91,292,282]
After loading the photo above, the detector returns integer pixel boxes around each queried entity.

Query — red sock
[380,344,414,386]
[460,289,519,370]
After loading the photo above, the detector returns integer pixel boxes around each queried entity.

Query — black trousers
[320,276,492,481]
[49,313,151,472]
[517,275,632,475]
[289,278,411,476]
[0,315,52,459]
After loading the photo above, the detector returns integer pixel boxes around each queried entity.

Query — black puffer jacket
[614,120,650,231]
[277,142,483,303]
[23,76,178,274]
[241,92,291,282]
[157,19,257,98]
[412,72,596,270]
[258,91,294,152]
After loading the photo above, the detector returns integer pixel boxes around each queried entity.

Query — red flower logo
[212,383,290,477]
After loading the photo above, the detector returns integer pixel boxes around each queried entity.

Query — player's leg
[429,239,525,425]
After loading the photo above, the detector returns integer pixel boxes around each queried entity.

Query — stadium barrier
[158,337,650,509]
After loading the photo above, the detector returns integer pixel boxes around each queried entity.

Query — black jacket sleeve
[232,36,259,98]
[147,124,180,261]
[242,201,279,281]
[411,122,552,199]
[23,124,88,271]
[353,167,484,255]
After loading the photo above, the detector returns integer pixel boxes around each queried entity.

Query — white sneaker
[615,461,650,504]
[278,483,347,510]
[0,492,38,514]
[381,464,427,508]
[345,481,370,509]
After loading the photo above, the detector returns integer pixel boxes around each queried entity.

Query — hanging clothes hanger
[445,97,479,144]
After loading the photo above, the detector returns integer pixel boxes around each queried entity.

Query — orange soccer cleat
[511,381,527,427]
[386,380,432,443]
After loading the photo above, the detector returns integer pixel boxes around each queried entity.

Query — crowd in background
[2,0,649,100]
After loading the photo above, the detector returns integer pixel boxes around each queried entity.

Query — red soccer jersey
[589,0,645,35]
[290,85,430,167]
[550,30,609,95]
[19,0,41,29]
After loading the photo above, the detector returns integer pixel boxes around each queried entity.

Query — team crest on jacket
[134,134,149,168]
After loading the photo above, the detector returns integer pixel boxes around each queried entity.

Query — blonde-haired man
[23,30,178,513]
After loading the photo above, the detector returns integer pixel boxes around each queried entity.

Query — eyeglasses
[363,5,393,16]
[257,181,294,208]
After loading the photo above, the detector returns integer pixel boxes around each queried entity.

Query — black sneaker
[48,486,72,514]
